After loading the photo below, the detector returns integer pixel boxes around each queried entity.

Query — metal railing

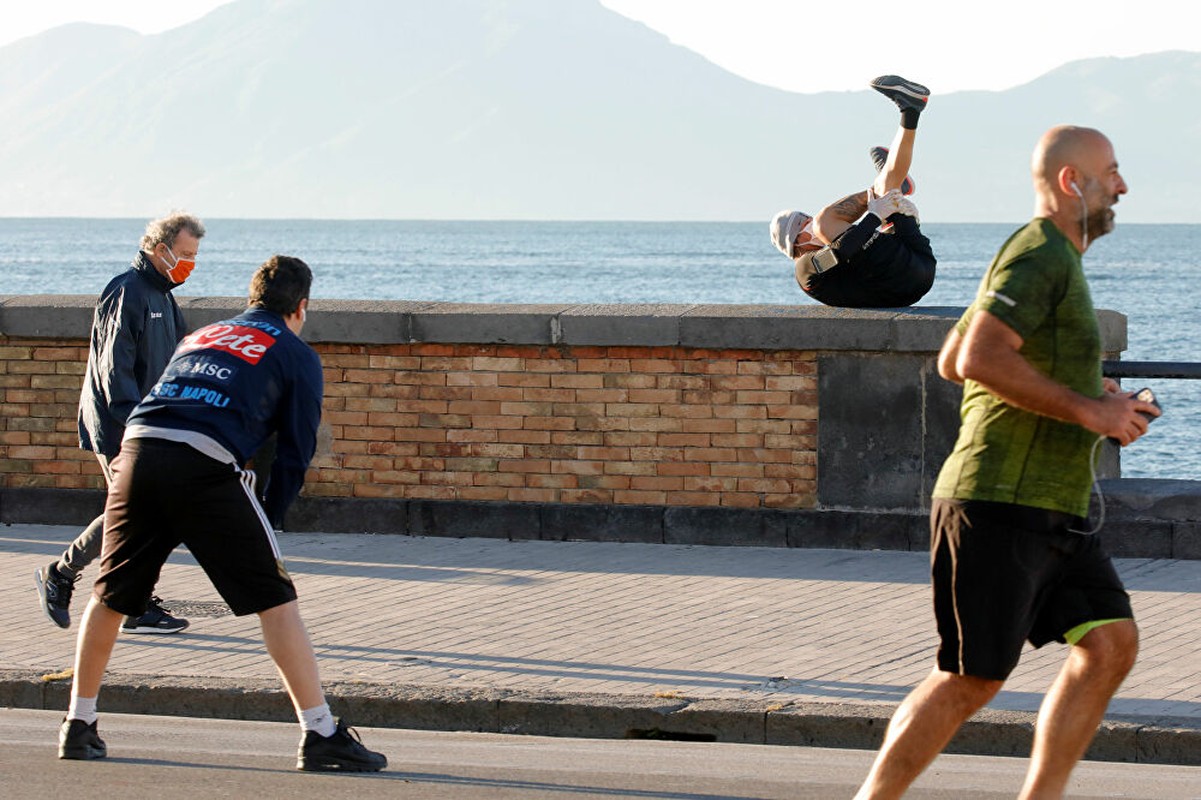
[1103,361,1201,380]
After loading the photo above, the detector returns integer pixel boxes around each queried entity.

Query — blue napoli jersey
[127,307,324,525]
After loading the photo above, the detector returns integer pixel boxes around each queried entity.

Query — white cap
[769,209,812,257]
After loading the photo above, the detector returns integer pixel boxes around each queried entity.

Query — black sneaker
[120,596,189,634]
[870,75,930,113]
[35,563,77,629]
[298,719,387,772]
[59,718,106,760]
[869,146,916,196]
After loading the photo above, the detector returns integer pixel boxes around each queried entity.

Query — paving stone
[5,524,1200,763]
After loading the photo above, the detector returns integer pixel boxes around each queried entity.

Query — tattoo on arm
[829,191,868,223]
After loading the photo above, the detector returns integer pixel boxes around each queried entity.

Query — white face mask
[793,219,817,253]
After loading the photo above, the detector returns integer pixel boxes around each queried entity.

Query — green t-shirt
[933,218,1102,517]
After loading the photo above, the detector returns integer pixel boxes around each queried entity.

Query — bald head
[1031,125,1111,191]
[1030,125,1127,250]
[1032,126,1104,188]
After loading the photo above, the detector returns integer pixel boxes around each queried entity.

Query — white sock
[299,703,336,737]
[67,695,98,725]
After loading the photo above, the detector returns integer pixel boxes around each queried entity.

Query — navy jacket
[77,253,186,458]
[126,308,324,527]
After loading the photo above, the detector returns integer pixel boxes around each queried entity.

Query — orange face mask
[164,246,196,283]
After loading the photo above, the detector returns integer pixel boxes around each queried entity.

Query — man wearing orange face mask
[35,212,205,636]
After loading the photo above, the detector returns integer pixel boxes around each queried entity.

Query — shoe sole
[59,744,106,760]
[34,567,70,629]
[870,77,930,101]
[297,757,386,772]
[120,625,189,634]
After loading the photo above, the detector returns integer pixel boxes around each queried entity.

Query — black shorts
[95,437,298,617]
[930,498,1133,681]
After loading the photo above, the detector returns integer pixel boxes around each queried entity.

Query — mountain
[0,0,1197,222]
[915,50,1201,223]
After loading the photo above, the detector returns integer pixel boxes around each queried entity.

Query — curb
[4,670,1199,766]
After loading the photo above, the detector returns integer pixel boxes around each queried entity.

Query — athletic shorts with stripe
[930,498,1133,681]
[95,437,298,617]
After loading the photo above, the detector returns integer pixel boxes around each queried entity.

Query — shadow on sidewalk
[117,632,914,699]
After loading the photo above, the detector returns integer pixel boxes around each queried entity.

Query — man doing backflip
[770,75,936,308]
[58,255,386,772]
[854,126,1159,799]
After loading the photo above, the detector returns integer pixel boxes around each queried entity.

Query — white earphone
[1071,180,1088,249]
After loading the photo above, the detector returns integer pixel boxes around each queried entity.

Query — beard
[1085,202,1116,242]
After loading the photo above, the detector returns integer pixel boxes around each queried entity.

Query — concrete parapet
[0,295,985,351]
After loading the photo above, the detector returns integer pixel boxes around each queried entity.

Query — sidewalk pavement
[3,523,1200,764]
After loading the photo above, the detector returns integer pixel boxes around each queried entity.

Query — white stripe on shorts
[236,465,282,561]
[951,544,967,674]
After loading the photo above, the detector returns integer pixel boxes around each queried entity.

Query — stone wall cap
[0,295,1127,353]
[0,295,98,309]
[561,303,700,317]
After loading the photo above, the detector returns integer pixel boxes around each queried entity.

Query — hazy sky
[0,0,1196,93]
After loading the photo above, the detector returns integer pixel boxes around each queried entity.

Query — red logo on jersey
[178,324,276,364]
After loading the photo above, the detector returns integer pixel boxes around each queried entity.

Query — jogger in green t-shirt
[856,126,1161,800]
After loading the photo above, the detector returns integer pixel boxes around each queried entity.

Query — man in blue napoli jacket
[36,213,203,634]
[58,255,386,773]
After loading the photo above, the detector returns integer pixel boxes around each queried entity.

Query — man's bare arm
[813,190,869,244]
[937,328,964,384]
[828,191,869,221]
[957,311,1159,445]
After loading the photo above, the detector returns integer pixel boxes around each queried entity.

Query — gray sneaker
[35,563,76,629]
[870,75,930,113]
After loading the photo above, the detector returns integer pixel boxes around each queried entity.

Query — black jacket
[77,253,186,458]
[796,212,936,308]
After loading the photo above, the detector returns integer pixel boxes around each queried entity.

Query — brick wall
[0,340,96,490]
[0,336,818,509]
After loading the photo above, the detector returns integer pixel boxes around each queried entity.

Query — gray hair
[140,212,206,252]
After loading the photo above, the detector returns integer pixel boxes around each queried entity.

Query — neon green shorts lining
[1063,617,1130,645]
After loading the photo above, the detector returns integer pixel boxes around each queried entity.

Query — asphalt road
[3,709,1200,799]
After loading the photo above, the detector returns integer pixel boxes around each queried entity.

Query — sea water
[1,218,1198,478]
